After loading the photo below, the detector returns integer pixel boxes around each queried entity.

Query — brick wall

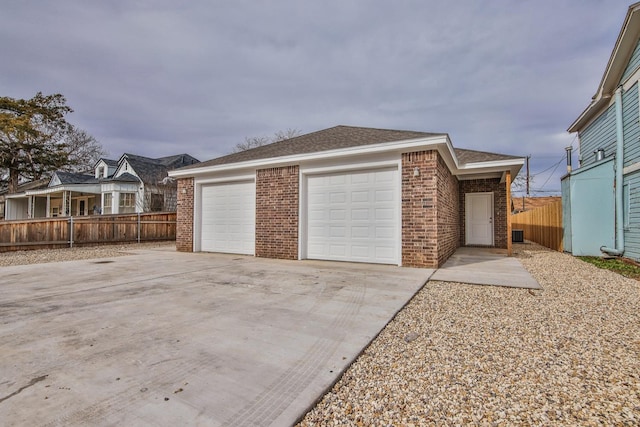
[255,166,299,259]
[402,151,439,267]
[402,150,461,268]
[176,178,194,252]
[436,153,460,265]
[459,178,507,248]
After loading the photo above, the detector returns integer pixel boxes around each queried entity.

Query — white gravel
[298,243,640,426]
[0,242,175,267]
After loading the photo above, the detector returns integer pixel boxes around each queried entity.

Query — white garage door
[200,181,255,255]
[307,168,398,264]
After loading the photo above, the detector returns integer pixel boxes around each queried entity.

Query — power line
[530,154,565,177]
[538,157,563,191]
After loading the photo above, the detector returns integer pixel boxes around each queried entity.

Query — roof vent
[565,146,573,173]
[594,148,605,161]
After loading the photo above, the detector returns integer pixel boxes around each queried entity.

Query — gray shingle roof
[122,153,200,183]
[101,158,119,167]
[177,125,521,172]
[108,172,140,183]
[454,148,522,164]
[178,125,445,170]
[54,172,98,184]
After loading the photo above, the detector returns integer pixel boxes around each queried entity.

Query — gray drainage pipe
[601,86,625,257]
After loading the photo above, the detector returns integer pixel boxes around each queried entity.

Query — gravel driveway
[0,242,174,267]
[3,242,638,425]
[298,243,640,426]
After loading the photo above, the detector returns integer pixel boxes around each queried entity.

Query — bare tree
[511,170,533,194]
[232,135,271,153]
[232,128,301,153]
[61,126,107,173]
[273,128,302,142]
[142,175,178,212]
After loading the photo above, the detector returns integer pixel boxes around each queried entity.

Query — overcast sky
[0,1,633,195]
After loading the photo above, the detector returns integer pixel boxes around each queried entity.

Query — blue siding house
[565,2,640,259]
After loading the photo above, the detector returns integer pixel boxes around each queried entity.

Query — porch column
[112,192,119,214]
[46,194,51,218]
[63,191,71,216]
[506,170,512,256]
[28,196,33,219]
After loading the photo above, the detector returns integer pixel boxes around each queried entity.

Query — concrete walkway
[0,248,432,427]
[430,247,541,289]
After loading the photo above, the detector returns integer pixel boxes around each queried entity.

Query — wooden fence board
[0,212,176,252]
[511,200,563,251]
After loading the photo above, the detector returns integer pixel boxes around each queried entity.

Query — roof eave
[568,96,612,133]
[24,183,102,196]
[569,2,640,133]
[456,158,525,181]
[168,135,453,178]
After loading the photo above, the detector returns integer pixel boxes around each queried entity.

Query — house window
[119,193,136,212]
[103,193,112,214]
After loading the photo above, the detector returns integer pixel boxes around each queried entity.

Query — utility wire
[530,154,565,177]
[528,133,578,179]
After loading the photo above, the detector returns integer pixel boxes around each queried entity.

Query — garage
[200,181,255,254]
[306,168,398,264]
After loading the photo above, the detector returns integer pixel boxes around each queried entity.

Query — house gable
[568,4,640,169]
[569,2,640,132]
[621,37,640,84]
[94,158,118,179]
[113,158,140,181]
[49,174,62,187]
[115,153,200,185]
[578,103,617,168]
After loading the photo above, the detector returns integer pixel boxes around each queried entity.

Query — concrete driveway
[0,248,431,426]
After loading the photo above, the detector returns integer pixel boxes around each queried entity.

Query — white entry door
[200,181,255,255]
[306,168,398,264]
[465,192,493,246]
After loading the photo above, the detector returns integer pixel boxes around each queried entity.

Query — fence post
[69,216,74,248]
[137,212,141,243]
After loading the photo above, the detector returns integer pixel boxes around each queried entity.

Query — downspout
[601,86,625,256]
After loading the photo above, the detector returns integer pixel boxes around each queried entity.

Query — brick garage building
[169,126,523,268]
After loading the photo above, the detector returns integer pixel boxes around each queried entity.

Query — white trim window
[119,193,136,213]
[103,193,112,214]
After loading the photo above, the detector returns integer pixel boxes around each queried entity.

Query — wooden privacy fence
[511,200,563,251]
[0,212,176,252]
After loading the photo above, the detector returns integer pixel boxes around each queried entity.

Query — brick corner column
[401,150,438,268]
[176,177,194,252]
[255,166,299,260]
